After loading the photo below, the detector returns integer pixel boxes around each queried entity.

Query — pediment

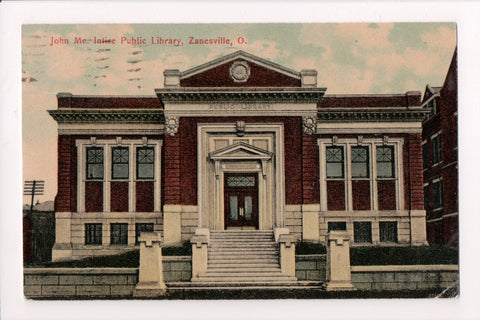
[179,50,301,87]
[209,142,273,161]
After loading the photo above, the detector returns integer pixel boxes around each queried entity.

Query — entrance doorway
[224,173,258,229]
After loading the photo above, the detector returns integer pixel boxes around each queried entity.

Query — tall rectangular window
[376,146,395,178]
[136,147,154,180]
[85,223,102,245]
[326,146,344,178]
[351,146,369,178]
[112,147,129,179]
[354,222,372,243]
[428,99,438,114]
[110,223,128,245]
[433,180,443,209]
[432,134,442,165]
[379,221,398,243]
[86,147,104,179]
[135,223,154,245]
[424,185,429,211]
[422,143,428,169]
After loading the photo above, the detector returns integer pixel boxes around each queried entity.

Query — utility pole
[24,180,45,213]
[23,180,45,264]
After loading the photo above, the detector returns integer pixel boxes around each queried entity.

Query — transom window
[112,147,129,179]
[351,146,369,178]
[136,147,154,180]
[376,146,395,178]
[326,146,344,178]
[86,147,104,179]
[226,176,255,187]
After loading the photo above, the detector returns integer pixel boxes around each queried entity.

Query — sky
[22,23,457,203]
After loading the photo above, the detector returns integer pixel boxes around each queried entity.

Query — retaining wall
[24,255,458,298]
[351,265,459,291]
[24,256,191,298]
[296,254,326,281]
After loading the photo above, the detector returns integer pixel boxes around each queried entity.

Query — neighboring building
[23,201,55,264]
[48,51,430,262]
[422,49,458,247]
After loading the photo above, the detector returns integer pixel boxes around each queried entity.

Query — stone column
[133,232,166,297]
[191,228,209,278]
[326,230,355,291]
[302,204,320,242]
[51,212,73,261]
[410,210,428,246]
[277,230,296,277]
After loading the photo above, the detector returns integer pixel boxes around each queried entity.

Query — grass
[295,242,458,266]
[26,241,192,268]
[26,242,458,268]
[295,242,327,255]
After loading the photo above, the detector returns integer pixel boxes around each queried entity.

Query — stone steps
[193,230,298,286]
[168,281,324,290]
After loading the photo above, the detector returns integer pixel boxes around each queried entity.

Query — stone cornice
[48,109,164,124]
[317,108,431,122]
[155,88,327,103]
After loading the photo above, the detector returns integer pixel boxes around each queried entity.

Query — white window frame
[318,137,404,212]
[76,138,162,213]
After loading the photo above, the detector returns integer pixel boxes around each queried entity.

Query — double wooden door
[224,173,258,229]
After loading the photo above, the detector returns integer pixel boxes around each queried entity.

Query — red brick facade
[406,133,425,211]
[55,135,77,212]
[302,133,320,204]
[163,116,307,206]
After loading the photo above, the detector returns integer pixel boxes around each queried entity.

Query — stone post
[133,232,166,297]
[51,212,73,261]
[191,228,209,278]
[326,231,355,291]
[277,230,296,277]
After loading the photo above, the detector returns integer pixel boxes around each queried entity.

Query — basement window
[379,221,398,243]
[354,222,372,243]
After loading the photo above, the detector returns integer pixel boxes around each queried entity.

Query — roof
[319,92,422,109]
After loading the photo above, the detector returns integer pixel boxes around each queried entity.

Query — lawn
[25,242,458,268]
